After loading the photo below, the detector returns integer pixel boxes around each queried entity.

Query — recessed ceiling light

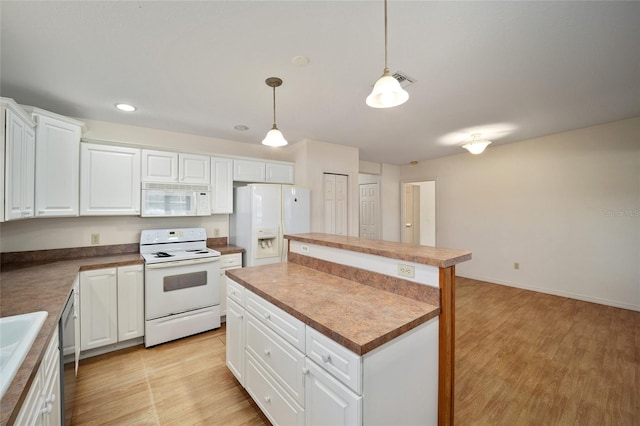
[234,124,249,131]
[291,55,310,67]
[115,103,136,112]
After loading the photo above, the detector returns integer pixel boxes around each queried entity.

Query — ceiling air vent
[392,71,416,88]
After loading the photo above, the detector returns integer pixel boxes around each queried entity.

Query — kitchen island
[226,233,471,426]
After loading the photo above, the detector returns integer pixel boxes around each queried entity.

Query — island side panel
[439,266,456,426]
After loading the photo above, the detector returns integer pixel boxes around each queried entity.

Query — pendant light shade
[462,134,492,154]
[366,0,409,108]
[262,77,288,147]
[262,125,288,147]
[366,69,409,108]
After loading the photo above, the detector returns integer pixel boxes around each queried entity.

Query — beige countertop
[227,262,440,356]
[285,233,472,268]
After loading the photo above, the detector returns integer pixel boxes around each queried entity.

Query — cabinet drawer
[245,352,305,426]
[227,278,246,307]
[246,313,305,406]
[306,327,362,394]
[220,253,242,269]
[246,291,305,353]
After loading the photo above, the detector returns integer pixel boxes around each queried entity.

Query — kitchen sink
[0,311,48,398]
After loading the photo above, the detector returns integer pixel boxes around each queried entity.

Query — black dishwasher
[59,289,76,425]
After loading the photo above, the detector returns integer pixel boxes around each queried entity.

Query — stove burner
[154,252,174,258]
[186,249,210,254]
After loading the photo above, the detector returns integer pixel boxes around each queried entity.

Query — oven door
[145,257,220,320]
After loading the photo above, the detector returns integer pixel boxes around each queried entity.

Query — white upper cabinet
[141,149,178,182]
[3,98,36,221]
[179,153,210,184]
[211,156,233,213]
[142,150,210,184]
[233,159,295,184]
[266,162,294,184]
[233,159,266,182]
[80,143,141,215]
[25,107,84,217]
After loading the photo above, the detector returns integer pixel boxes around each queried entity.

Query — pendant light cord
[272,86,277,128]
[384,0,389,72]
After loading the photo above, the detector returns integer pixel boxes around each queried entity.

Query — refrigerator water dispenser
[255,227,279,259]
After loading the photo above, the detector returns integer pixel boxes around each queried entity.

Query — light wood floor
[72,278,639,425]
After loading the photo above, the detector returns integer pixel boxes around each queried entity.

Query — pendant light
[462,134,492,154]
[366,0,409,108]
[261,77,288,147]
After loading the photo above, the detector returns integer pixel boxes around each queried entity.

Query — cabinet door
[179,153,210,184]
[35,114,81,217]
[233,159,265,182]
[80,268,118,350]
[5,109,35,220]
[41,356,61,426]
[14,362,43,425]
[226,298,246,386]
[80,143,141,215]
[304,358,362,426]
[265,163,294,184]
[211,157,233,213]
[141,149,178,182]
[117,265,144,341]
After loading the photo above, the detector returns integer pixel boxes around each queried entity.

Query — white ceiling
[2,1,639,165]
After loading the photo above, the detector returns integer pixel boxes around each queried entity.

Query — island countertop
[226,262,440,356]
[285,233,472,268]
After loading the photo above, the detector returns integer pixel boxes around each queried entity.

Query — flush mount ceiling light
[261,77,288,147]
[462,134,492,154]
[115,103,136,112]
[366,0,409,108]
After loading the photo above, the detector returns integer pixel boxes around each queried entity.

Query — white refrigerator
[230,184,310,266]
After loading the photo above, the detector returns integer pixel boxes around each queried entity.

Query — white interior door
[359,183,379,239]
[324,173,348,235]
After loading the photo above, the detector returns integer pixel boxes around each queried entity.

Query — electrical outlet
[91,234,100,245]
[214,228,220,237]
[514,262,520,270]
[301,245,310,253]
[398,264,415,278]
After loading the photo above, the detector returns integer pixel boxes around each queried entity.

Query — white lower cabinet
[226,279,439,426]
[226,298,246,386]
[15,329,61,425]
[304,357,361,426]
[219,253,242,319]
[80,264,144,352]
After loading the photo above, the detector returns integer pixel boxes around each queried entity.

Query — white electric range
[140,228,221,347]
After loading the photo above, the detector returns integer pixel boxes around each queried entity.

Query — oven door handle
[145,257,220,269]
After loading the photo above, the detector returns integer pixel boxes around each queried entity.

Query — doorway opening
[401,180,436,246]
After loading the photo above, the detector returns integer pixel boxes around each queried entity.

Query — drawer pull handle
[321,354,331,363]
[264,395,271,403]
[302,367,309,375]
[42,405,53,414]
[264,349,271,357]
[45,393,56,404]
[239,314,244,319]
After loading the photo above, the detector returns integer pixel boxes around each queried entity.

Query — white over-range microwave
[141,182,211,217]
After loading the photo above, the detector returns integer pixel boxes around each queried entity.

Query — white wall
[380,163,401,242]
[293,139,360,236]
[401,116,640,311]
[0,119,298,252]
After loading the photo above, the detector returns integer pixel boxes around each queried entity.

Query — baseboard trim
[457,274,640,312]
